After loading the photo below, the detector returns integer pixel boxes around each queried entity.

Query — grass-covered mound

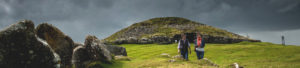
[104,17,254,44]
[95,42,300,68]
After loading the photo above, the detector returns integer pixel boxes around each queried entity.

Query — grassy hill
[104,17,257,44]
[91,42,300,68]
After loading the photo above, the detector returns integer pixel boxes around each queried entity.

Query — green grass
[99,42,300,68]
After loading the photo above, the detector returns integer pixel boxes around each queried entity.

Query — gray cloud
[0,0,299,45]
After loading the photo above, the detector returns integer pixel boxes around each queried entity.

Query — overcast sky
[0,0,299,45]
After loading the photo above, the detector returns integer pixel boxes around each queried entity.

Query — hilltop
[104,17,260,44]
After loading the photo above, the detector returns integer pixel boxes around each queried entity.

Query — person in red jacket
[194,33,205,60]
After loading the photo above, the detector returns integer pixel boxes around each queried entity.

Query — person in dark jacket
[178,33,191,61]
[194,33,205,60]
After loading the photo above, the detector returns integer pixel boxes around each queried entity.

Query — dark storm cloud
[0,0,299,44]
[218,0,300,32]
[0,0,124,42]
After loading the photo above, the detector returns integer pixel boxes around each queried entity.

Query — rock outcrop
[0,20,129,68]
[0,20,59,68]
[36,23,74,68]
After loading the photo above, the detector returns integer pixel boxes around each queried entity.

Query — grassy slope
[101,42,300,68]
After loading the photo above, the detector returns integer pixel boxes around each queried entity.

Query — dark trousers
[180,50,188,60]
[196,51,204,60]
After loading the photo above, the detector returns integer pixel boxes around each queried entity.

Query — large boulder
[36,23,74,68]
[72,35,112,68]
[105,45,127,56]
[0,20,59,68]
[84,35,112,63]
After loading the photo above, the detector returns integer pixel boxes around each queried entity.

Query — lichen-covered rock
[0,20,58,68]
[84,35,112,63]
[72,35,112,68]
[35,23,74,68]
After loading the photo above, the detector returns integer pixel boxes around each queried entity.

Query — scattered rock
[200,58,219,67]
[0,20,58,68]
[168,59,176,62]
[36,23,74,68]
[172,55,184,60]
[160,53,171,58]
[114,55,130,61]
[228,63,244,68]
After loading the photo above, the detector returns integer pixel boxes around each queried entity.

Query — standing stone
[0,20,58,68]
[281,35,285,46]
[36,23,74,68]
